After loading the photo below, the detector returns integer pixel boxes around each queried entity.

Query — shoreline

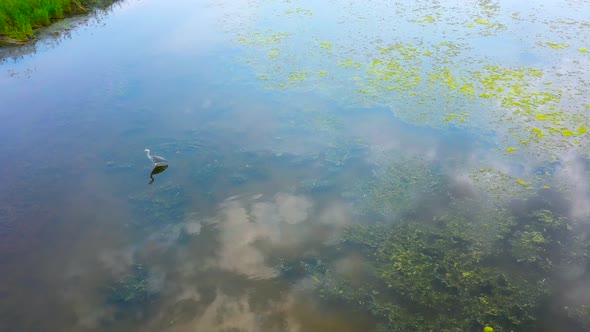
[0,1,121,61]
[0,0,121,47]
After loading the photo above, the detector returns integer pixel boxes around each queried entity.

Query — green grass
[0,0,115,42]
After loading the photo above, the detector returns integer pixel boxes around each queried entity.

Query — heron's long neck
[146,150,152,159]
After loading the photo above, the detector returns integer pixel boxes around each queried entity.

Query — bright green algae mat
[221,0,590,160]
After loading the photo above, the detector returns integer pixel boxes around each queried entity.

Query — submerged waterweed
[308,204,583,331]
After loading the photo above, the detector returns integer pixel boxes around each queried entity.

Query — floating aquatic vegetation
[256,73,270,80]
[221,0,590,158]
[284,8,313,16]
[474,18,490,25]
[319,41,333,50]
[288,70,308,82]
[337,58,362,69]
[237,31,291,48]
[365,43,422,94]
[268,48,280,58]
[471,65,590,154]
[442,112,470,123]
[430,67,468,93]
[416,15,436,24]
[544,41,569,49]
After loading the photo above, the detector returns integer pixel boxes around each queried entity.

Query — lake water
[1,0,590,331]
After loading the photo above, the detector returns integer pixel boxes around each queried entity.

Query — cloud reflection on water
[555,152,590,220]
[213,193,313,279]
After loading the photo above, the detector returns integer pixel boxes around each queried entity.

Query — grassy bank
[0,0,117,43]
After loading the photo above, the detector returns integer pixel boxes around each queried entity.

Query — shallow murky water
[1,0,590,331]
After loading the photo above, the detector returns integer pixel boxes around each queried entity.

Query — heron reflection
[149,165,169,184]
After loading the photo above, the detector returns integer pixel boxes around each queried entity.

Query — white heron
[145,148,168,166]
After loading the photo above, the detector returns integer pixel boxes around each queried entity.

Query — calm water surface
[1,0,590,331]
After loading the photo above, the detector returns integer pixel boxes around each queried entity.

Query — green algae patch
[337,58,362,69]
[561,129,573,137]
[319,41,333,50]
[418,15,436,23]
[470,65,590,153]
[225,0,590,157]
[284,8,313,16]
[238,31,291,46]
[256,74,269,80]
[362,43,426,102]
[443,113,469,123]
[268,48,280,58]
[531,128,544,139]
[423,16,435,23]
[366,56,421,92]
[288,70,308,81]
[429,67,475,97]
[544,41,569,49]
[579,47,589,53]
